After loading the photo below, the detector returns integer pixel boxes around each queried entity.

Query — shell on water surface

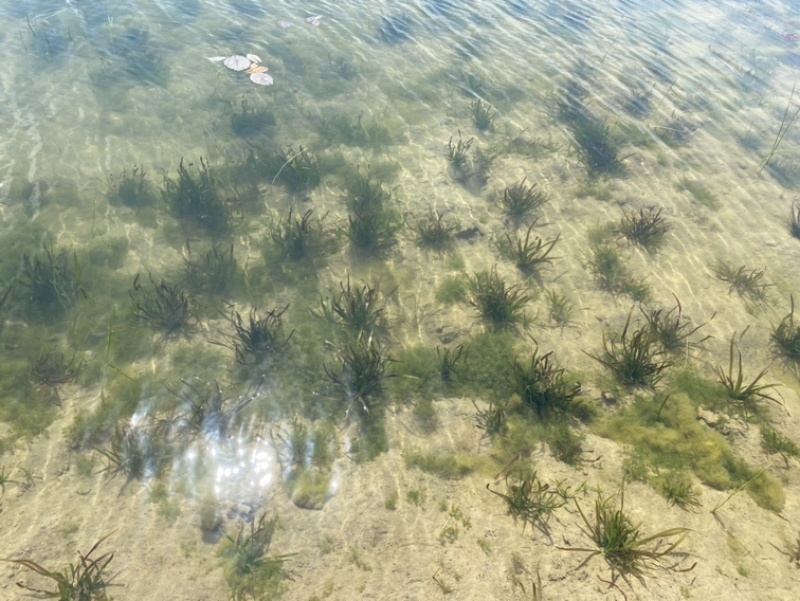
[246,53,262,63]
[250,72,274,86]
[223,55,251,71]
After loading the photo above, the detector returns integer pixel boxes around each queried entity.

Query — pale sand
[2,1,800,600]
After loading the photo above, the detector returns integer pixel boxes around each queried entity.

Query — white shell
[250,72,274,86]
[206,56,227,63]
[223,55,251,71]
[246,53,262,64]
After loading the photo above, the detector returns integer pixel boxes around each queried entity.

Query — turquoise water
[1,1,800,599]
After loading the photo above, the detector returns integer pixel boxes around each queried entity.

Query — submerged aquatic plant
[324,333,393,413]
[624,85,653,118]
[129,273,192,336]
[773,295,800,362]
[448,132,474,171]
[317,111,395,148]
[498,178,548,225]
[182,242,240,298]
[498,225,560,277]
[790,201,800,239]
[616,207,671,251]
[586,244,650,301]
[467,268,530,330]
[556,81,625,177]
[19,243,82,315]
[222,513,292,600]
[760,425,800,462]
[711,261,771,304]
[225,306,294,366]
[315,276,391,339]
[548,424,586,466]
[653,115,697,148]
[161,158,231,235]
[589,308,672,387]
[509,348,581,420]
[561,485,692,583]
[717,329,781,421]
[473,398,508,439]
[641,294,713,355]
[573,119,624,176]
[487,472,567,535]
[343,170,389,210]
[377,12,415,44]
[759,82,800,174]
[411,208,460,252]
[170,378,255,440]
[545,288,578,329]
[270,208,337,264]
[329,54,360,80]
[230,98,275,136]
[29,350,81,405]
[94,423,168,481]
[346,201,402,256]
[105,26,170,86]
[471,99,496,131]
[107,165,155,207]
[1,534,116,601]
[438,344,468,385]
[273,146,321,193]
[655,471,701,510]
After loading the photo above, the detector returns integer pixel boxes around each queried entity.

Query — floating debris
[307,15,322,27]
[278,20,292,29]
[223,55,251,71]
[209,52,273,85]
[250,72,274,86]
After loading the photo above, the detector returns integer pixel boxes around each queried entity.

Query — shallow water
[1,1,800,599]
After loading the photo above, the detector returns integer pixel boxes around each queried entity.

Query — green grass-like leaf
[561,485,692,583]
[717,330,781,421]
[2,534,115,600]
[589,308,672,387]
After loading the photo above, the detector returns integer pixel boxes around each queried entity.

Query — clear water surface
[1,1,800,599]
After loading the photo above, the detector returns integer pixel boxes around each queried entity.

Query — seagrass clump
[161,157,231,235]
[773,295,800,362]
[588,308,672,387]
[1,534,116,600]
[19,243,81,315]
[617,207,671,251]
[315,276,391,339]
[498,225,560,276]
[711,261,771,304]
[560,485,693,583]
[411,209,459,252]
[270,208,337,263]
[129,273,192,336]
[226,306,293,366]
[324,333,393,414]
[717,330,781,421]
[467,268,530,330]
[498,178,548,225]
[641,294,713,355]
[509,348,581,420]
